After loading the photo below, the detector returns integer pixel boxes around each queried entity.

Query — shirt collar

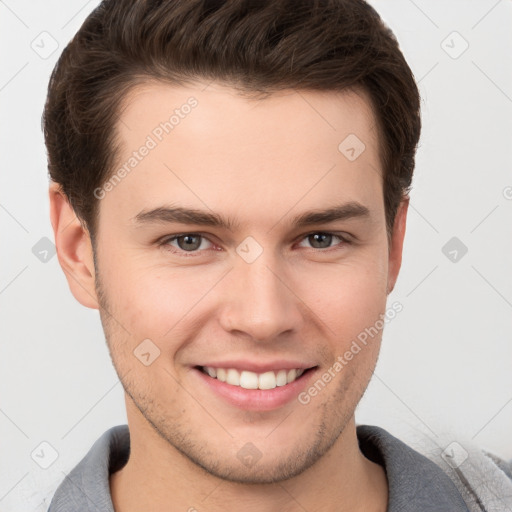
[357,424,470,511]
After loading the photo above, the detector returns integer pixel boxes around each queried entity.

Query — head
[45,0,420,484]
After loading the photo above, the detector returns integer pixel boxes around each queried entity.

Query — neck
[110,407,387,512]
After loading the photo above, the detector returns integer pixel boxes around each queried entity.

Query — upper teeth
[203,367,305,390]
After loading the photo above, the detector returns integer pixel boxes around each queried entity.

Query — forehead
[103,81,383,230]
[118,81,379,150]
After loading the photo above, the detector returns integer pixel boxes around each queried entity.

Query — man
[44,1,512,511]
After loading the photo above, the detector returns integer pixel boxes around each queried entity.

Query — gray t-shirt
[47,424,471,511]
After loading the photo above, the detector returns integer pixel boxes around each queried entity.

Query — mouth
[195,365,317,390]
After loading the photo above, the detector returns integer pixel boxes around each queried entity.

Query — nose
[218,252,304,342]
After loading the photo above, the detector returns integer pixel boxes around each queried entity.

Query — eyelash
[158,231,352,257]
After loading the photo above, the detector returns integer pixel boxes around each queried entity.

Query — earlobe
[386,197,409,295]
[49,182,99,309]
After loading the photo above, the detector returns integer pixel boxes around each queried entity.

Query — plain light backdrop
[1,1,511,510]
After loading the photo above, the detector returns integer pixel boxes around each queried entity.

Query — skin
[50,81,408,512]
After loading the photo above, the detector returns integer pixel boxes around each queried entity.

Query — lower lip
[192,367,318,411]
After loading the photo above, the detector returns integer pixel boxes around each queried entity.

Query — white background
[1,1,511,510]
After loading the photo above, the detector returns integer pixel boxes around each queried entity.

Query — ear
[386,197,409,295]
[49,182,99,309]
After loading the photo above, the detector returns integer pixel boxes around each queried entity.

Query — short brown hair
[43,0,421,240]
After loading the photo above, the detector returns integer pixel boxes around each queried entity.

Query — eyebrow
[133,201,371,231]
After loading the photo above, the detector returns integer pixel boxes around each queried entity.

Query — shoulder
[357,424,471,511]
[482,450,512,480]
[361,424,512,512]
[47,424,129,512]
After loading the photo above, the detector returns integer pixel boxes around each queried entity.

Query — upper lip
[194,360,318,373]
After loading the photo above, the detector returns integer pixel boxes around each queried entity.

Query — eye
[159,231,351,257]
[162,233,214,254]
[297,232,350,250]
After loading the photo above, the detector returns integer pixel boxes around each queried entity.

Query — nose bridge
[219,247,301,341]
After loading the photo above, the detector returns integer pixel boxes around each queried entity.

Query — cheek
[295,250,389,335]
[102,258,224,339]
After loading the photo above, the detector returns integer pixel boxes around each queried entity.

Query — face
[61,81,406,484]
